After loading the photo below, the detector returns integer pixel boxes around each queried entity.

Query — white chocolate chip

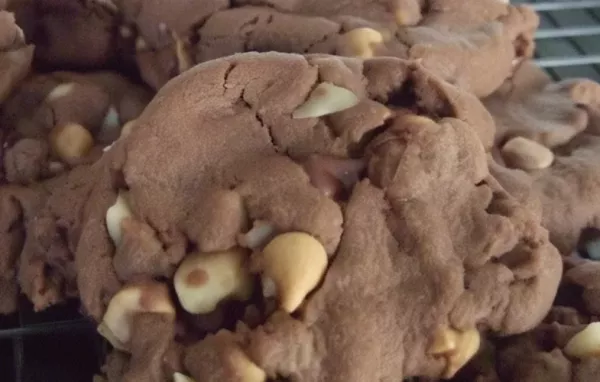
[94,0,118,12]
[173,372,195,382]
[46,83,75,101]
[136,37,148,51]
[428,327,481,378]
[49,123,95,162]
[260,232,328,312]
[394,0,422,26]
[428,327,459,356]
[339,28,383,58]
[48,161,65,174]
[102,119,137,153]
[103,118,138,153]
[292,82,359,119]
[174,249,254,314]
[397,114,437,126]
[564,322,600,359]
[238,221,276,250]
[443,328,481,378]
[501,136,554,171]
[173,32,193,74]
[97,282,175,351]
[106,191,133,246]
[261,276,277,299]
[120,119,137,138]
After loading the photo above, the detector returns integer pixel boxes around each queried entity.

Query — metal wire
[0,319,93,340]
[536,54,600,68]
[532,0,600,12]
[525,0,600,80]
[528,1,600,12]
[536,26,600,39]
[0,299,99,382]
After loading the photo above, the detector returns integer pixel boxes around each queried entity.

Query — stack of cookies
[1,0,599,381]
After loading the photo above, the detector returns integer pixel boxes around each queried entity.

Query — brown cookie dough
[1,71,151,184]
[486,63,600,255]
[70,52,562,381]
[0,186,24,313]
[450,250,600,382]
[485,62,590,149]
[561,256,600,317]
[8,0,120,69]
[11,165,116,311]
[116,0,536,95]
[0,71,149,311]
[232,0,514,28]
[3,138,49,184]
[483,309,600,382]
[115,0,229,89]
[0,7,34,104]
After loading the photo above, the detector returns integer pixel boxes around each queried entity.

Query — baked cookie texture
[0,1,593,381]
[7,0,121,69]
[454,252,600,382]
[0,4,33,314]
[486,63,600,255]
[47,52,560,381]
[15,0,536,96]
[0,4,33,104]
[191,0,537,97]
[1,71,151,185]
[0,71,151,313]
[474,62,600,380]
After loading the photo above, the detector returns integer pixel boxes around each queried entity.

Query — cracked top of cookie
[12,52,557,381]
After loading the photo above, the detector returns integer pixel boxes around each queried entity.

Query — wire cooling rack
[0,299,103,381]
[514,0,600,81]
[1,1,600,381]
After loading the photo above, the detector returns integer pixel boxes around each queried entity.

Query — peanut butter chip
[186,269,209,286]
[501,136,554,171]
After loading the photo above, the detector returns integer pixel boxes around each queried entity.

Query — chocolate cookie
[1,71,151,185]
[115,0,536,95]
[113,0,229,89]
[0,5,34,202]
[486,63,600,255]
[0,6,33,103]
[45,52,562,381]
[487,307,600,382]
[0,72,150,311]
[192,0,537,97]
[8,0,121,69]
[452,250,600,382]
